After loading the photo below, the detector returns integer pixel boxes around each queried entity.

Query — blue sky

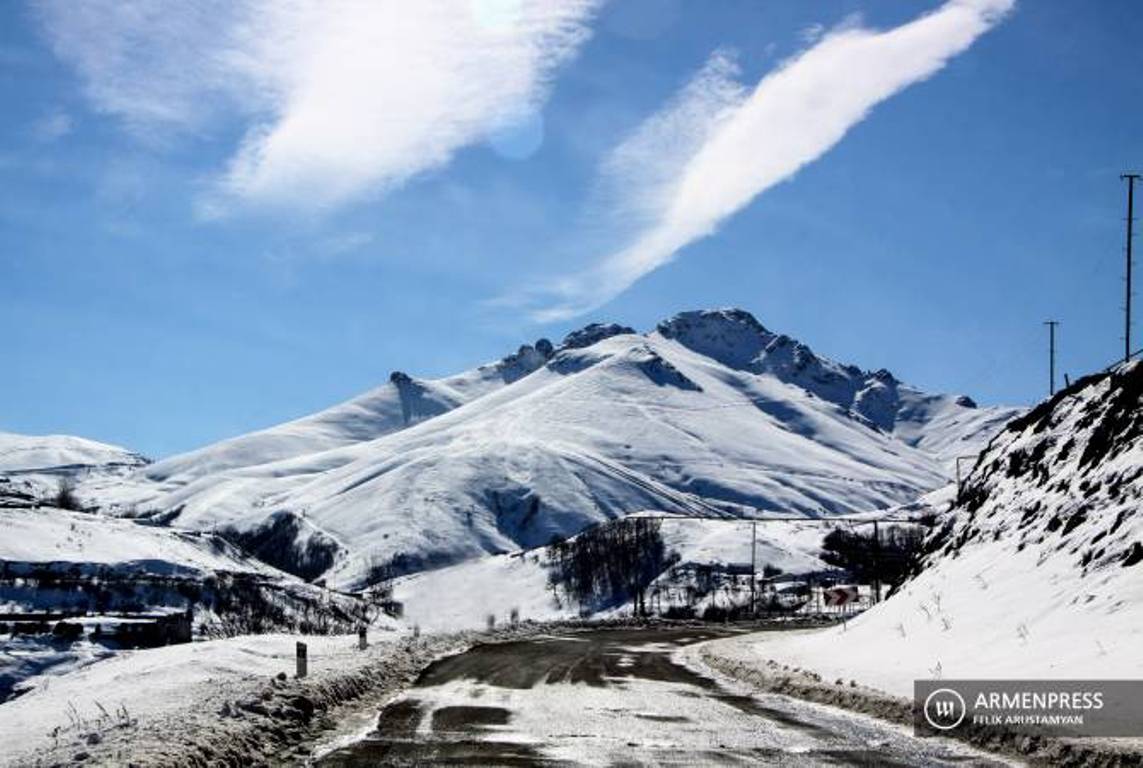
[2,0,1141,458]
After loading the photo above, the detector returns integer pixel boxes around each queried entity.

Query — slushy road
[318,627,1008,766]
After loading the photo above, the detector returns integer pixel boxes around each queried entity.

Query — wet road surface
[317,628,1010,767]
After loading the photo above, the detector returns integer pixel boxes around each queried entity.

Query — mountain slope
[140,342,555,484]
[655,310,1011,467]
[746,360,1143,696]
[0,431,145,476]
[0,432,148,510]
[68,309,1017,588]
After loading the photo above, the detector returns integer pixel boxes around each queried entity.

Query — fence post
[358,625,367,650]
[296,641,308,679]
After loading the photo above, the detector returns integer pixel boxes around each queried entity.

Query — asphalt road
[317,627,1009,767]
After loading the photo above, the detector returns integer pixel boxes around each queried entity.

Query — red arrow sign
[823,585,860,607]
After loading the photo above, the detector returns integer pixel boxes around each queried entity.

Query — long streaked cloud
[524,0,1015,322]
[35,0,600,214]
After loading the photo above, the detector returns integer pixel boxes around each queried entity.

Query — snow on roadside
[0,637,115,703]
[0,630,405,767]
[716,540,1143,701]
[702,363,1143,699]
[689,364,1143,768]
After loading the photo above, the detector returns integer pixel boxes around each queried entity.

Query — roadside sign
[823,585,859,607]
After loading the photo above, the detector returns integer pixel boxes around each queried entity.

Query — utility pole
[955,454,977,504]
[871,521,882,604]
[1123,173,1140,363]
[1044,320,1059,396]
[749,520,757,617]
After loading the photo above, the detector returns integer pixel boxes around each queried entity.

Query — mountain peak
[657,308,771,337]
[655,308,775,369]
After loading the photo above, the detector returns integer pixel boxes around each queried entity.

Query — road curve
[317,627,1009,767]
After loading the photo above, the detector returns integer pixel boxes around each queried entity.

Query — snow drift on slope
[740,361,1143,696]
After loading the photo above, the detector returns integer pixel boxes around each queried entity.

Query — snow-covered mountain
[928,360,1143,573]
[753,360,1143,695]
[0,431,146,477]
[52,308,1016,588]
[0,432,148,510]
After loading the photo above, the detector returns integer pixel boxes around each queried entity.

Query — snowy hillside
[393,515,832,630]
[62,308,1017,589]
[0,502,378,700]
[138,344,553,484]
[0,506,276,579]
[0,431,147,506]
[742,361,1143,696]
[654,310,1014,468]
[0,431,145,475]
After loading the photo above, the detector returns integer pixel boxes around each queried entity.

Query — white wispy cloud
[525,0,1015,322]
[35,0,600,214]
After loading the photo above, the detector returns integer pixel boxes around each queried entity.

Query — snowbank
[0,630,410,766]
[711,536,1143,700]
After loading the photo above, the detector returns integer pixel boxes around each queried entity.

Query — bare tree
[55,477,80,511]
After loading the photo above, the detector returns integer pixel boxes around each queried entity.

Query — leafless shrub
[55,477,80,511]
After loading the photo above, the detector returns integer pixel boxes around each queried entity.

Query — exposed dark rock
[560,322,636,350]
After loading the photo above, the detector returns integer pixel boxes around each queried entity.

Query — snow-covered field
[393,514,836,631]
[0,630,407,767]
